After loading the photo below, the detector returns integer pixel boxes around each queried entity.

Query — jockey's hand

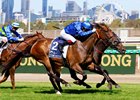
[92,28,96,33]
[18,37,24,41]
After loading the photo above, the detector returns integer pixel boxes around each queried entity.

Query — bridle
[94,24,121,53]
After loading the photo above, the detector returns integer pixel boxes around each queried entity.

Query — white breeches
[0,36,8,43]
[60,29,76,43]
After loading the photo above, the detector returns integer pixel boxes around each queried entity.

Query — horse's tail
[1,53,22,76]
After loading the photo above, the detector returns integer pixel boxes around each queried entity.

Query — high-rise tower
[21,0,30,18]
[2,0,14,22]
[42,0,47,17]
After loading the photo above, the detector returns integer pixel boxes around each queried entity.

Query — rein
[5,34,43,59]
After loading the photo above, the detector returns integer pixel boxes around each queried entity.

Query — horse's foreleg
[93,65,120,90]
[93,66,120,88]
[93,66,106,88]
[9,67,16,89]
[103,69,120,88]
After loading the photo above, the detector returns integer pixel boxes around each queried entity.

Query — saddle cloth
[49,37,69,58]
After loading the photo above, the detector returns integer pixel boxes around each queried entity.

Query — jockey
[0,22,24,57]
[58,21,96,53]
[0,22,24,45]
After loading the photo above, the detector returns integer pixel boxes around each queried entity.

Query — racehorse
[0,31,69,90]
[69,32,125,89]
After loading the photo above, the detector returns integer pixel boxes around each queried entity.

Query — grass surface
[0,82,140,100]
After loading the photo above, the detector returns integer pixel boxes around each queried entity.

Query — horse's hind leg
[69,68,91,88]
[0,70,10,84]
[49,77,62,95]
[71,64,87,83]
[38,57,69,86]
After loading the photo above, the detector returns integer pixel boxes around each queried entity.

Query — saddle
[49,37,69,58]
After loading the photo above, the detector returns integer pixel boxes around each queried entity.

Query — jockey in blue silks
[58,21,96,52]
[0,22,24,43]
[0,22,24,56]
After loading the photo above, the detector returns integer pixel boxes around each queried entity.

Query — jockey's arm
[12,31,23,38]
[77,30,93,37]
[4,28,20,42]
[6,33,19,42]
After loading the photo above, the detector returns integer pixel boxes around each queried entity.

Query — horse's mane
[24,34,38,40]
[94,23,109,31]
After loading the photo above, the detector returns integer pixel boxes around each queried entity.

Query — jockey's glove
[18,37,24,41]
[92,28,96,33]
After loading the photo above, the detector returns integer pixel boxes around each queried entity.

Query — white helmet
[80,15,90,22]
[12,22,20,28]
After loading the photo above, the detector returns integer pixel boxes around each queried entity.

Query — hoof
[55,90,62,95]
[65,83,71,87]
[73,80,81,85]
[96,83,101,88]
[115,84,120,88]
[107,83,112,90]
[86,85,92,88]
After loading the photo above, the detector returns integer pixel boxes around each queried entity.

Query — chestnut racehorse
[0,32,69,90]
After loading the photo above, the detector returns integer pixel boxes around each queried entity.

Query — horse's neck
[93,40,109,64]
[95,40,108,53]
[82,33,98,52]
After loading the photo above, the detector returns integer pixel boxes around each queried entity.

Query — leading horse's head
[94,23,126,54]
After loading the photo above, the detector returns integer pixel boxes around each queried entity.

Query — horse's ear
[36,31,43,35]
[96,23,108,31]
[95,23,100,28]
[36,31,38,34]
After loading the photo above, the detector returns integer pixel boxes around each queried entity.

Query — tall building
[2,0,14,22]
[42,0,47,17]
[62,0,82,19]
[66,1,81,12]
[21,0,30,18]
[83,1,88,15]
[130,10,139,19]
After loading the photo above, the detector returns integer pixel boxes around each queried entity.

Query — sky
[1,0,140,14]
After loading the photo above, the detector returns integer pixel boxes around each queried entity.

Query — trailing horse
[0,32,69,90]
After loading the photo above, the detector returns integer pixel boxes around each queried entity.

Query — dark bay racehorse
[69,32,126,89]
[0,32,69,90]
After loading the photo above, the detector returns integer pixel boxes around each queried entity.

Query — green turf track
[0,82,140,100]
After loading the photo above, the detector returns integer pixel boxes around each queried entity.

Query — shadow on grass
[0,86,31,89]
[35,89,56,94]
[34,88,121,94]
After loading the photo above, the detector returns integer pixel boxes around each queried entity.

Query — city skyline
[0,0,140,14]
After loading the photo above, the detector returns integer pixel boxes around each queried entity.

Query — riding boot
[58,41,68,53]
